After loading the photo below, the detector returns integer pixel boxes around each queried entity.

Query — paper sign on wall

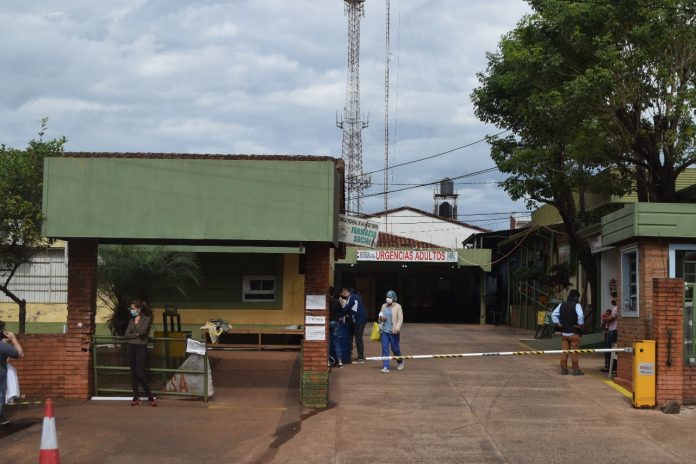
[305,325,326,341]
[305,315,326,325]
[306,294,327,310]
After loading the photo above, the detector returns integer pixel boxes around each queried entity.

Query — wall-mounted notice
[305,325,326,341]
[306,294,327,310]
[305,315,326,325]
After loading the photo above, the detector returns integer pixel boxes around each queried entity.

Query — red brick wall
[614,240,668,391]
[301,245,331,407]
[652,278,684,405]
[11,239,98,401]
[12,334,91,400]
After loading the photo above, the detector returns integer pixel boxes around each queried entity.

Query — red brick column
[614,240,668,391]
[65,238,98,399]
[13,240,98,400]
[301,245,332,407]
[652,278,684,406]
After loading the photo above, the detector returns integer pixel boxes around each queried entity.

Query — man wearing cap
[551,290,584,376]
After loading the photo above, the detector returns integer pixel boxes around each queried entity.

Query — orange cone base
[39,449,60,464]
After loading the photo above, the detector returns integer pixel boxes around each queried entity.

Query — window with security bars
[675,250,696,365]
[621,248,639,317]
[242,276,276,302]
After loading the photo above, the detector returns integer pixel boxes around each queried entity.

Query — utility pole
[337,0,369,215]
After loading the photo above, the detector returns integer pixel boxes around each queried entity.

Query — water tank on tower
[440,178,454,196]
[433,178,458,220]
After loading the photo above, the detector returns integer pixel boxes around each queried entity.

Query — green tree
[472,2,623,318]
[97,246,202,335]
[592,1,696,201]
[473,0,696,320]
[0,119,66,333]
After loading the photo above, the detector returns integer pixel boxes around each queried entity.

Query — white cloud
[0,0,531,229]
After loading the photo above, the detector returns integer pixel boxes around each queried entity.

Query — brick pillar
[614,241,666,391]
[65,239,98,399]
[653,278,684,406]
[301,245,332,407]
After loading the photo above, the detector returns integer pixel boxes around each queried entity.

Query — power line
[347,131,507,180]
[355,167,499,200]
[360,211,531,218]
[372,219,518,225]
[369,181,501,186]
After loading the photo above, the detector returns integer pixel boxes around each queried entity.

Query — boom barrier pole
[365,347,633,362]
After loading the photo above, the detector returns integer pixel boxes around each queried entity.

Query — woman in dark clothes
[124,299,156,406]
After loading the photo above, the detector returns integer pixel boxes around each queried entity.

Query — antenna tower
[338,0,369,214]
[384,0,391,221]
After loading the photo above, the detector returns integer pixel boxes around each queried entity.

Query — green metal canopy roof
[602,202,696,246]
[42,154,343,245]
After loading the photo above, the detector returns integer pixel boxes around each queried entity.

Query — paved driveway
[3,324,696,463]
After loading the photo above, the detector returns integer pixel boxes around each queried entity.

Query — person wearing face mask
[124,299,156,406]
[377,290,404,373]
[340,287,368,363]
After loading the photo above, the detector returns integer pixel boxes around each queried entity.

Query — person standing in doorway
[378,290,404,373]
[341,287,368,363]
[0,321,24,426]
[601,299,619,373]
[551,289,584,376]
[328,288,344,368]
[124,299,156,406]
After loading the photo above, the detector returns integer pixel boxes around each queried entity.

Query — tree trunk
[0,284,26,333]
[19,299,27,334]
[635,167,649,202]
[556,193,599,331]
[649,164,677,202]
[587,268,599,332]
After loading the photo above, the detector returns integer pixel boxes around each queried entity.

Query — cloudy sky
[0,0,532,230]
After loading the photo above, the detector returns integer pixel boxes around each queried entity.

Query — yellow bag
[370,322,381,342]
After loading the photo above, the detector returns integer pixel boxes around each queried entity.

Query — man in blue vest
[551,289,584,376]
[341,287,368,363]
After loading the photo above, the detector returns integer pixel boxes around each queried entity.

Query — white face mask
[385,297,393,304]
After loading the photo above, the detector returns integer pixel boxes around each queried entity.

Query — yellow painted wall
[2,254,307,327]
[149,254,306,326]
[0,302,68,323]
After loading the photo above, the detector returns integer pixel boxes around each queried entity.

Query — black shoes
[0,415,11,426]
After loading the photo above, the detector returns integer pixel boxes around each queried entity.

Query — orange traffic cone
[39,399,60,464]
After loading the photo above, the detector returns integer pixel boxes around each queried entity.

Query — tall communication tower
[384,0,391,217]
[337,0,369,214]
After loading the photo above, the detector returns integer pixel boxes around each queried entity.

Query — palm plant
[97,246,202,335]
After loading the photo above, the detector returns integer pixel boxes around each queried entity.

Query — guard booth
[27,153,344,407]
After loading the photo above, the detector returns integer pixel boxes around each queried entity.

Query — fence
[92,335,209,402]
